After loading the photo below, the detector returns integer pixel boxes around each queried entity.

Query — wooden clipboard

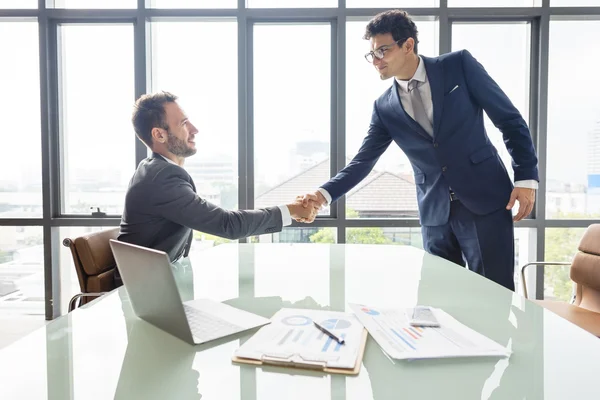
[232,328,368,376]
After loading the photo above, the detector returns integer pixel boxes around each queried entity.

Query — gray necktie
[408,80,433,137]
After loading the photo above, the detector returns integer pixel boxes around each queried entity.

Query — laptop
[109,239,271,345]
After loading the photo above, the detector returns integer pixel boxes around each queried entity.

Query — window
[48,0,135,8]
[347,0,437,6]
[449,0,540,5]
[0,0,38,7]
[151,21,239,211]
[150,0,236,8]
[281,228,317,243]
[0,0,37,7]
[544,228,584,301]
[551,0,600,5]
[58,24,135,215]
[253,24,331,214]
[0,22,42,219]
[0,226,44,316]
[452,22,531,185]
[251,227,336,244]
[345,20,438,219]
[514,227,536,295]
[547,20,600,219]
[347,227,422,247]
[248,0,336,7]
[276,227,332,244]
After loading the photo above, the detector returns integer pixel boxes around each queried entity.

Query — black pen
[313,321,345,345]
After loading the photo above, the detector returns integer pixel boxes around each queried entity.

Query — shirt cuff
[317,188,332,205]
[515,180,538,190]
[278,205,292,227]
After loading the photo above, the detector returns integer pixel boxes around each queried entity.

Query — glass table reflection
[1,243,600,400]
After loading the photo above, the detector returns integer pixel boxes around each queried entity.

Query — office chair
[63,227,120,312]
[521,223,600,337]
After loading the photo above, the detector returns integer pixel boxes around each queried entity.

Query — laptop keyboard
[183,304,242,341]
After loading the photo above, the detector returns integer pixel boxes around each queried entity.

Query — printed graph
[386,324,476,352]
[389,326,424,350]
[276,313,351,354]
[277,327,345,353]
[361,307,380,316]
[321,333,347,353]
[320,318,352,330]
[281,315,311,326]
[235,308,363,370]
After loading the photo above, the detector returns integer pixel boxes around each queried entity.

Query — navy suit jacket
[321,50,539,226]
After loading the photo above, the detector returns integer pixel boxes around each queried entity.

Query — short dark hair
[131,91,178,148]
[364,10,419,55]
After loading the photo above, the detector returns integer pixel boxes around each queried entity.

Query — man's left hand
[506,187,536,222]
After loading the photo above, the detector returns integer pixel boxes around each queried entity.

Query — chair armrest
[68,292,107,312]
[520,262,571,299]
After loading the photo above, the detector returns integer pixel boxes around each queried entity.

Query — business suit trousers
[421,199,515,291]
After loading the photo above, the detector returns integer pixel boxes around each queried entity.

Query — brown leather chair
[521,223,600,337]
[63,227,120,312]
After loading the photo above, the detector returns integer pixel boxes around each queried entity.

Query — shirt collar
[156,153,179,166]
[395,56,427,93]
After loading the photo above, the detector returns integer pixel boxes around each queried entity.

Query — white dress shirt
[158,154,291,226]
[318,56,537,205]
[395,56,434,130]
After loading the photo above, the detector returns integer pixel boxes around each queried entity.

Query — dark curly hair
[364,10,420,55]
[132,91,178,148]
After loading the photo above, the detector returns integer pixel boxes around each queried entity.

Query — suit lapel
[422,56,444,136]
[388,80,431,141]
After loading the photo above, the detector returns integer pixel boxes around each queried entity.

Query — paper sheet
[234,308,364,369]
[349,303,510,360]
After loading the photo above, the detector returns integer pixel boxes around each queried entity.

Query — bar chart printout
[348,303,510,360]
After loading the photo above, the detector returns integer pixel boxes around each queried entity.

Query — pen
[313,321,345,345]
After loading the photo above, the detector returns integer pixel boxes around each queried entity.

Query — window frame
[2,0,600,319]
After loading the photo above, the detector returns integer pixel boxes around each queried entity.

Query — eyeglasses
[364,39,405,63]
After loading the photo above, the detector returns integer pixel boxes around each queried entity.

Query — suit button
[442,166,447,172]
[433,142,439,148]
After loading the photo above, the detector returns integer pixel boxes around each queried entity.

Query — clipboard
[232,327,368,375]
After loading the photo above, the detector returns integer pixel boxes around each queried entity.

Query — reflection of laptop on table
[109,239,270,345]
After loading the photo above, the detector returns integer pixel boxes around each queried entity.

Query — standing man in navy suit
[299,10,538,290]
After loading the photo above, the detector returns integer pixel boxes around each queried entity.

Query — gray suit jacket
[118,153,282,275]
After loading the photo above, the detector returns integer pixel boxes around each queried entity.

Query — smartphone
[409,306,440,327]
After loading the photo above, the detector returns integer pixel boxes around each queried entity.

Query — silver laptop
[109,239,270,345]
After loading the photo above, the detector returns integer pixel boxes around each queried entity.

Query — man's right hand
[286,191,326,223]
[301,191,327,209]
[287,198,319,223]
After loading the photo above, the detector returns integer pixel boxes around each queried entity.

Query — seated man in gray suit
[117,91,317,286]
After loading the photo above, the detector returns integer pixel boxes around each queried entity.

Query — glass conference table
[1,243,599,400]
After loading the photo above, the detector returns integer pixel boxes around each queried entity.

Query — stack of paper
[348,303,510,360]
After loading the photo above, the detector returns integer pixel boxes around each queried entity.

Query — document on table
[348,303,510,360]
[233,308,367,373]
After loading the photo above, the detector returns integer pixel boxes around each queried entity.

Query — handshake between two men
[286,191,327,224]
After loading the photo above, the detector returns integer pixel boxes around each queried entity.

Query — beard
[167,131,196,158]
